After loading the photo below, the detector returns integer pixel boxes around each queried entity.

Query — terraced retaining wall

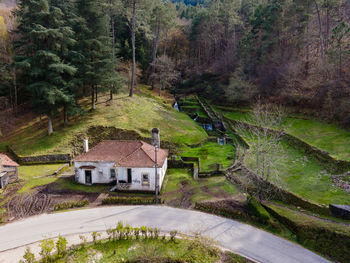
[263,204,350,263]
[223,117,350,174]
[239,166,330,216]
[7,146,71,165]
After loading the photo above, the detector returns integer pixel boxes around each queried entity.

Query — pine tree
[14,0,77,135]
[75,0,113,109]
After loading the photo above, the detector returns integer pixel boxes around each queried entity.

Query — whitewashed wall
[74,161,116,185]
[74,158,168,192]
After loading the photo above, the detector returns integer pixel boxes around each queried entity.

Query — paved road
[0,206,330,263]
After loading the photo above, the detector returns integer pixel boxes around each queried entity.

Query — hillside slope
[0,86,207,156]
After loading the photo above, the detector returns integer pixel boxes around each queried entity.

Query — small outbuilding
[0,153,19,189]
[73,129,168,192]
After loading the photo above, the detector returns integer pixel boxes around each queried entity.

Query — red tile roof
[74,141,168,168]
[0,154,19,167]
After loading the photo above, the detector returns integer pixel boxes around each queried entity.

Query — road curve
[0,206,330,263]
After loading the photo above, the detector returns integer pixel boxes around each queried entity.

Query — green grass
[18,176,58,194]
[243,137,350,205]
[52,238,226,263]
[161,169,240,206]
[52,176,112,193]
[17,164,64,193]
[1,86,207,156]
[180,142,235,172]
[220,109,350,162]
[18,164,63,180]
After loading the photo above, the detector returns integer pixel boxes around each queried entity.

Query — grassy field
[17,164,64,193]
[161,169,241,206]
[180,142,235,172]
[0,86,207,156]
[243,137,350,205]
[218,108,350,162]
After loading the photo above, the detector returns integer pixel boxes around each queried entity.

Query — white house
[0,153,19,189]
[73,129,168,192]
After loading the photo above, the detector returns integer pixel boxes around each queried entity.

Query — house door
[85,170,92,185]
[127,168,132,183]
[0,178,2,189]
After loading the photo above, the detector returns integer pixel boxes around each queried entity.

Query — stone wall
[224,117,350,173]
[239,166,330,216]
[7,146,71,165]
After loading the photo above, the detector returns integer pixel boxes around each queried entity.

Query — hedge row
[102,196,159,205]
[54,200,89,211]
[263,204,350,263]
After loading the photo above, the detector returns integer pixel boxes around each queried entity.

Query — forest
[1,0,350,133]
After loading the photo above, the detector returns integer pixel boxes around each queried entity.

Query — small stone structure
[329,204,350,220]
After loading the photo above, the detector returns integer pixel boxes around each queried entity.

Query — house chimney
[151,128,160,148]
[83,138,89,153]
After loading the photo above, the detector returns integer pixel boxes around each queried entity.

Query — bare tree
[236,101,286,202]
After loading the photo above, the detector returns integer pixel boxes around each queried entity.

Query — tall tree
[150,0,176,90]
[123,0,152,97]
[14,0,77,135]
[75,0,113,109]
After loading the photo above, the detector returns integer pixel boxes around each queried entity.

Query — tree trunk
[305,18,310,76]
[339,44,342,79]
[95,86,98,103]
[110,9,116,100]
[325,5,330,52]
[48,115,53,135]
[63,105,68,126]
[163,34,168,57]
[129,0,136,97]
[151,23,160,90]
[13,69,17,116]
[91,86,96,110]
[314,0,325,59]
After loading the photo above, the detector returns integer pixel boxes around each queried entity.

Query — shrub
[56,235,67,257]
[39,238,55,262]
[20,247,36,263]
[170,230,177,241]
[102,196,158,205]
[54,200,88,211]
[116,221,125,239]
[133,227,140,239]
[141,226,148,239]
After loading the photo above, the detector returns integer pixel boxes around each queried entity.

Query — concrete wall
[74,158,168,192]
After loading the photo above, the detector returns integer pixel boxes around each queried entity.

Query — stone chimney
[83,138,89,153]
[151,128,160,148]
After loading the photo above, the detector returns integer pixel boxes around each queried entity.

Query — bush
[39,239,55,262]
[56,235,67,257]
[20,247,36,263]
[102,196,158,205]
[54,200,88,211]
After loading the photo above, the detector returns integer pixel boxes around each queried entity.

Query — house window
[110,169,116,179]
[98,168,103,176]
[142,174,149,186]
